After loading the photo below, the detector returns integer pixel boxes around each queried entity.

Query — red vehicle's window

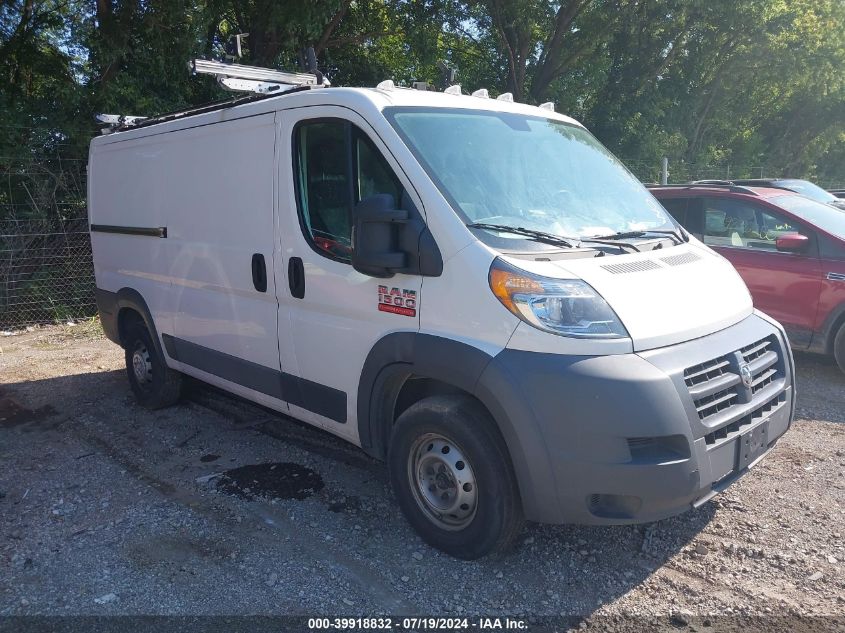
[701,198,803,251]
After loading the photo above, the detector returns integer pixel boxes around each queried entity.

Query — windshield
[774,179,837,204]
[770,195,845,240]
[385,108,675,244]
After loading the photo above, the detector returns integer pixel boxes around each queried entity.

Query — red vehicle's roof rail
[646,182,761,196]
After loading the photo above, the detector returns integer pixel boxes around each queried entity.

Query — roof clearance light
[376,80,395,91]
[471,88,489,99]
[444,84,462,95]
[539,102,555,112]
[496,92,514,102]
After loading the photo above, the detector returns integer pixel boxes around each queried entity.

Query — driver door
[274,106,424,441]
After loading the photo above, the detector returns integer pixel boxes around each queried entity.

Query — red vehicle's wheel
[834,324,845,374]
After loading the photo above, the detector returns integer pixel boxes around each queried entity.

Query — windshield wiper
[578,236,641,253]
[467,223,576,248]
[593,229,687,245]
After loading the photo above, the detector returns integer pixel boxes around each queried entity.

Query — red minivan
[650,183,845,372]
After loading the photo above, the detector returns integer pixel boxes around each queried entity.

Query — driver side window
[295,119,404,262]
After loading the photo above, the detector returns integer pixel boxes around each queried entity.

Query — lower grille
[704,392,786,446]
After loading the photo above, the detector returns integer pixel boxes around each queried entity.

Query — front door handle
[251,253,267,292]
[288,257,305,299]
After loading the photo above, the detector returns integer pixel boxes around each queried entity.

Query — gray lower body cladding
[95,288,120,345]
[479,314,793,525]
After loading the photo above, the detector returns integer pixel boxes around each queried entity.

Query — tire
[834,324,845,374]
[388,394,524,559]
[124,319,182,409]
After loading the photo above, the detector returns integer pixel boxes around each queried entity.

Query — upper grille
[741,338,779,395]
[683,336,782,424]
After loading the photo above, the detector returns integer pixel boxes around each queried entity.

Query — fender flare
[357,332,558,521]
[357,332,491,457]
[112,288,165,360]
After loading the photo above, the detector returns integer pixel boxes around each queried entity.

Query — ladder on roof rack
[189,58,330,94]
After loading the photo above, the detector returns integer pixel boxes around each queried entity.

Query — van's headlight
[489,258,628,338]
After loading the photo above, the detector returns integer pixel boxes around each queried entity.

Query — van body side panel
[163,114,281,379]
[90,113,287,408]
[89,138,177,345]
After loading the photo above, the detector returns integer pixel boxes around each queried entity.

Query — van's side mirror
[352,194,409,278]
[775,233,809,253]
[352,193,443,278]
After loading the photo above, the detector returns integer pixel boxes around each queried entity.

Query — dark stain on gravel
[0,392,56,428]
[216,462,324,501]
[200,453,220,463]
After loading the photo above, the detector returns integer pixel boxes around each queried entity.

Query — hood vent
[660,252,701,267]
[600,259,663,275]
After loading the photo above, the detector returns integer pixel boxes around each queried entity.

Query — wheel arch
[357,333,492,460]
[818,301,845,355]
[112,288,166,361]
[357,332,557,522]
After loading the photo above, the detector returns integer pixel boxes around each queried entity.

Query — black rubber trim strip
[161,333,346,423]
[91,224,167,238]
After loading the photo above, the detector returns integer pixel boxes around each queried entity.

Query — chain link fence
[629,157,845,189]
[0,153,93,330]
[0,217,95,329]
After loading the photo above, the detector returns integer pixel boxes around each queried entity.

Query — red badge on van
[378,285,417,317]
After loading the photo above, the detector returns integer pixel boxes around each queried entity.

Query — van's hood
[505,242,753,351]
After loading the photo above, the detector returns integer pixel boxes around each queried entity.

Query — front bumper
[476,313,794,525]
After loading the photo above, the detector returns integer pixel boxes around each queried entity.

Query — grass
[25,315,106,349]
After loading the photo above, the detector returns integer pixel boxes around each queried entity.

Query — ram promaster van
[89,62,795,559]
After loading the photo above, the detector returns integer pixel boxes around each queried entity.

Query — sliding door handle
[288,257,305,299]
[251,253,267,292]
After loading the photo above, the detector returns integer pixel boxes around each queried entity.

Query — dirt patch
[126,535,232,568]
[215,462,325,501]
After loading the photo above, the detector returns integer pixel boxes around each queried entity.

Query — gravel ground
[0,323,843,627]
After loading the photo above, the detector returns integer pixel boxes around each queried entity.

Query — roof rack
[646,182,760,196]
[95,90,301,134]
[96,55,328,134]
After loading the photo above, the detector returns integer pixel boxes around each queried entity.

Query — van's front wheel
[124,320,182,409]
[388,395,523,559]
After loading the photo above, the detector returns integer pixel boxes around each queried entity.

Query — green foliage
[2,0,845,194]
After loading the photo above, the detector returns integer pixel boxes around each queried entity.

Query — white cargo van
[89,67,795,559]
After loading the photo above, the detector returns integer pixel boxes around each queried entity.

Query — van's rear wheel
[834,324,845,373]
[388,395,523,559]
[124,320,182,409]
